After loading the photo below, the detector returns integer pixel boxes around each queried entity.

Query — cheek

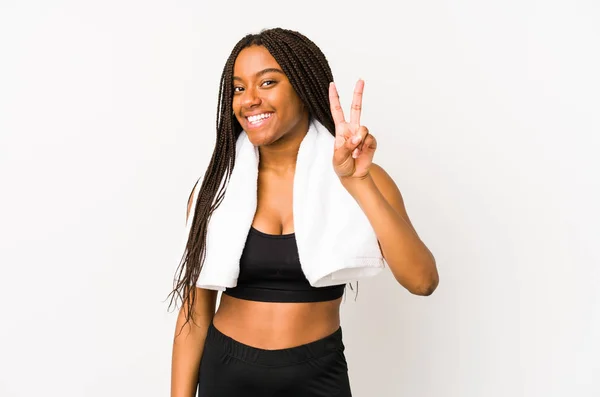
[289,99,306,123]
[288,90,305,114]
[232,97,240,113]
[278,92,304,119]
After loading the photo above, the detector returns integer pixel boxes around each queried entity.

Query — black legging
[197,322,352,396]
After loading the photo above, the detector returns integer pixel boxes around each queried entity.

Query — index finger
[350,79,364,127]
[329,82,346,128]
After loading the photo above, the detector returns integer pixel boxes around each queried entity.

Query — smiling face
[232,45,309,147]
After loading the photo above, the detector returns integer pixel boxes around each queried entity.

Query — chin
[247,130,281,147]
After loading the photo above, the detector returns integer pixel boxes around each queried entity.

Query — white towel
[182,118,386,291]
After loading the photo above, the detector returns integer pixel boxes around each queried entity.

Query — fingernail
[352,135,361,144]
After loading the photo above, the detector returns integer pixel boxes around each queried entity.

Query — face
[232,45,309,147]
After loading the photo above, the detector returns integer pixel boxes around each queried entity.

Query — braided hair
[167,28,338,327]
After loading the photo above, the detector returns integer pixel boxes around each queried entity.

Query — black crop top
[223,226,345,302]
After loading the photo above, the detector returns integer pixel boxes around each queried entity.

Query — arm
[171,288,217,397]
[171,187,218,397]
[328,80,438,296]
[341,164,439,296]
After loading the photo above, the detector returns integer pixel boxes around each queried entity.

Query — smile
[246,112,273,127]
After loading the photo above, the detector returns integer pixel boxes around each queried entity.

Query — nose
[240,86,262,109]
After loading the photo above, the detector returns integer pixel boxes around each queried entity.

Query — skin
[213,45,342,349]
[171,44,439,397]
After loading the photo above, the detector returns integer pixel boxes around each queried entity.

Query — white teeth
[247,113,272,123]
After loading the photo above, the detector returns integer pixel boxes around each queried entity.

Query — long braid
[167,28,340,328]
[260,29,336,133]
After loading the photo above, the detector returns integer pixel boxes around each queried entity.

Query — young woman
[169,28,438,397]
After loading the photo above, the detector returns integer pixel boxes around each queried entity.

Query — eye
[233,86,244,93]
[261,80,276,87]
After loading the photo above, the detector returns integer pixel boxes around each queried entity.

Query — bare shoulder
[186,179,201,222]
[369,163,398,190]
[369,163,417,232]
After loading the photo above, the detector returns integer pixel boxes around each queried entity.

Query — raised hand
[329,79,378,180]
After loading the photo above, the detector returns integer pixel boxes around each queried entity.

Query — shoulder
[369,163,416,231]
[369,163,402,202]
[186,177,202,222]
[369,163,396,187]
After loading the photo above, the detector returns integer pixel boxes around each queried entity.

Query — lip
[244,112,274,130]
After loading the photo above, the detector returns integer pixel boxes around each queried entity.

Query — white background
[1,1,599,396]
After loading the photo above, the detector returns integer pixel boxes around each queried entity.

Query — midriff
[212,294,343,349]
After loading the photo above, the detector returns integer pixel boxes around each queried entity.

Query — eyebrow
[233,68,285,81]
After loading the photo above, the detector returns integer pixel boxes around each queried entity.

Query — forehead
[233,45,281,77]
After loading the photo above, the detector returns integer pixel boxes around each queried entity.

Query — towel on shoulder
[181,118,386,291]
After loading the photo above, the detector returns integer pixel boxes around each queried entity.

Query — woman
[169,28,438,397]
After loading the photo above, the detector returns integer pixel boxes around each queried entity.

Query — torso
[212,166,343,349]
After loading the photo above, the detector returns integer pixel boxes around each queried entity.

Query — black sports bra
[223,226,345,302]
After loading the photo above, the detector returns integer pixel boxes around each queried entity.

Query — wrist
[339,172,375,196]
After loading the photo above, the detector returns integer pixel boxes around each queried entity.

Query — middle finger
[350,79,364,127]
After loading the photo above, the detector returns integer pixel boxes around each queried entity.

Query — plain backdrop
[1,1,599,396]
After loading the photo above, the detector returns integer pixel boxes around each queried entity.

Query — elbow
[401,261,439,296]
[412,276,439,296]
